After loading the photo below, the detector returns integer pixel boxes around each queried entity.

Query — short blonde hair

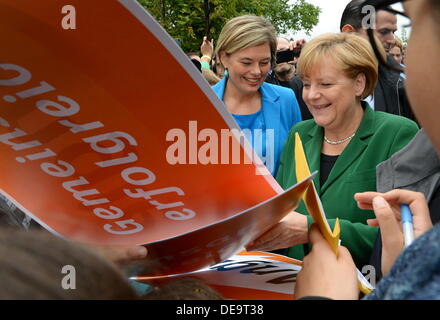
[298,33,378,99]
[215,15,277,68]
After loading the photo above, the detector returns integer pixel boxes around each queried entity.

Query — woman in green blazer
[247,33,419,268]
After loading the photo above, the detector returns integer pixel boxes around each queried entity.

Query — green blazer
[276,105,419,268]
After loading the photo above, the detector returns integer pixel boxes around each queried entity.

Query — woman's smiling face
[302,56,366,131]
[220,42,272,95]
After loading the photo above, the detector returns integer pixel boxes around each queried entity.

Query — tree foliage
[138,0,320,53]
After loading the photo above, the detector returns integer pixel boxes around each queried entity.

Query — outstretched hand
[295,224,359,300]
[200,36,214,58]
[245,211,308,251]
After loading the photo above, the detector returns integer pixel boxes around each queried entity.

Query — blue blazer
[212,77,302,176]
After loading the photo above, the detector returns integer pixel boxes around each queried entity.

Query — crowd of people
[2,0,440,300]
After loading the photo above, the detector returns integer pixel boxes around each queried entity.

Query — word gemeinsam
[0,63,197,236]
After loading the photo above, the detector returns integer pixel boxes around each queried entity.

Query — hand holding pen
[355,190,433,276]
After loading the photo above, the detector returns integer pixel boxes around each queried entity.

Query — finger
[383,190,433,232]
[94,245,148,264]
[308,223,327,248]
[247,227,280,251]
[357,201,373,211]
[372,196,404,250]
[307,224,336,261]
[288,41,295,51]
[354,191,382,204]
[367,218,379,227]
[247,236,282,251]
[383,190,430,220]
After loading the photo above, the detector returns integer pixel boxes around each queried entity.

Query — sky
[286,0,353,40]
[285,0,410,41]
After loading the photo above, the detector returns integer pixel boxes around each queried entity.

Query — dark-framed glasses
[364,0,410,72]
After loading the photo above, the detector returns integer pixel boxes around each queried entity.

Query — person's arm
[200,36,214,69]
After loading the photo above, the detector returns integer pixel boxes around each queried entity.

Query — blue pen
[400,204,415,247]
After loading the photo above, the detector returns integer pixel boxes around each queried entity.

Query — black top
[320,153,339,187]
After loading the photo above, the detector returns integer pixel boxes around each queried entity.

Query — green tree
[138,0,320,53]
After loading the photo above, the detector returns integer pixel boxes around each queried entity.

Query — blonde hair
[215,15,277,68]
[393,37,404,51]
[298,33,378,99]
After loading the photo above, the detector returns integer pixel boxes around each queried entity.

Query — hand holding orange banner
[0,0,313,277]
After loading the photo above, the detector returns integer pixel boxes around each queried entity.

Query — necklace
[324,133,355,145]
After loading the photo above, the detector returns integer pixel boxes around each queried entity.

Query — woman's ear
[219,50,230,70]
[354,73,367,97]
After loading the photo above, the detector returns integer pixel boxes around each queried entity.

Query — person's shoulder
[262,82,294,97]
[374,111,419,130]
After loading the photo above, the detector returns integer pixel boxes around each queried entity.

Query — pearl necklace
[324,133,355,145]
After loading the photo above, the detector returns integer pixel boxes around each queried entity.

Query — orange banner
[0,0,311,275]
[135,251,303,300]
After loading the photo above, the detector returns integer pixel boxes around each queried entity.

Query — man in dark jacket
[339,0,417,122]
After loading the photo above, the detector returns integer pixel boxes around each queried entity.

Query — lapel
[304,124,324,194]
[320,104,375,195]
[260,83,281,166]
[213,77,227,101]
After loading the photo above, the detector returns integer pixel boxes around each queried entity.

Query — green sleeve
[275,129,297,189]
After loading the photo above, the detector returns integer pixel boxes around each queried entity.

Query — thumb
[372,196,403,249]
[337,245,355,266]
[308,223,326,246]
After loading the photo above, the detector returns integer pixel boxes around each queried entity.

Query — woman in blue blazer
[212,15,302,176]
